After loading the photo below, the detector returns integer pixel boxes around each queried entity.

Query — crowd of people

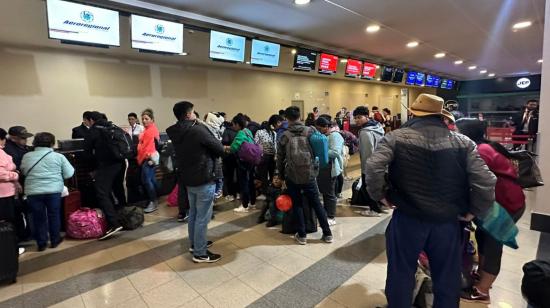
[0,94,537,307]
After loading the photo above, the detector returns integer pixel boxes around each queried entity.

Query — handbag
[508,150,544,188]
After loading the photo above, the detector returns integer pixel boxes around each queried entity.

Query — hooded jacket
[276,122,317,184]
[204,113,224,141]
[358,120,385,175]
[365,116,496,222]
[166,119,224,187]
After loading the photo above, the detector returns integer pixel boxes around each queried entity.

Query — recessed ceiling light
[488,73,495,77]
[468,65,477,70]
[291,49,297,55]
[512,21,532,30]
[340,59,348,63]
[434,53,446,58]
[294,0,311,5]
[366,25,380,33]
[406,41,419,48]
[480,70,487,74]
[538,59,543,63]
[179,52,188,56]
[454,60,463,65]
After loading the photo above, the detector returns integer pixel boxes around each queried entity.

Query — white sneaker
[328,218,337,226]
[233,205,249,213]
[256,195,266,201]
[225,196,235,202]
[18,247,25,255]
[144,202,158,213]
[249,204,257,210]
[358,210,381,217]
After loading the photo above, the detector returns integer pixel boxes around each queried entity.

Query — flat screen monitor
[361,62,377,79]
[406,71,417,85]
[433,76,441,88]
[46,0,120,46]
[446,79,455,89]
[251,39,280,67]
[318,53,338,75]
[345,59,362,78]
[425,74,435,87]
[440,79,448,89]
[392,68,404,83]
[209,30,246,62]
[415,72,425,86]
[381,66,394,81]
[131,15,183,54]
[293,49,317,72]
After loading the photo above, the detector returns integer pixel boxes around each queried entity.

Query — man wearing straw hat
[365,94,496,307]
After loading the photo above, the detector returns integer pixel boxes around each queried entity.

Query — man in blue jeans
[276,106,333,245]
[166,101,224,263]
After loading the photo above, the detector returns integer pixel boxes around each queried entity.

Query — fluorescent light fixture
[468,65,477,70]
[179,52,188,56]
[513,21,532,30]
[454,60,463,65]
[538,59,543,63]
[366,25,380,33]
[480,70,487,74]
[406,41,419,48]
[434,52,446,58]
[294,0,310,5]
[488,73,495,77]
[291,49,297,55]
[340,59,348,63]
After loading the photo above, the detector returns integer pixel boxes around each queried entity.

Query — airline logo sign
[131,15,183,53]
[516,77,531,89]
[210,31,246,62]
[47,0,120,46]
[251,39,281,66]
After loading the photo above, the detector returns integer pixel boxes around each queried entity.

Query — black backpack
[96,123,134,161]
[522,260,550,308]
[118,206,144,230]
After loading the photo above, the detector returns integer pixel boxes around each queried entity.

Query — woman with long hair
[137,108,161,213]
[254,115,283,201]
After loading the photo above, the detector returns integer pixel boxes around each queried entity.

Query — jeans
[317,166,337,219]
[385,210,461,308]
[237,162,256,207]
[187,183,215,257]
[141,163,158,203]
[215,178,223,194]
[286,180,332,238]
[27,193,62,248]
[94,162,124,228]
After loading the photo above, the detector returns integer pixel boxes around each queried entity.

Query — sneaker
[225,195,235,202]
[256,195,267,201]
[328,218,337,226]
[215,191,223,199]
[189,241,214,253]
[99,226,123,241]
[234,205,249,213]
[294,233,307,245]
[177,213,188,222]
[336,193,343,199]
[144,202,158,213]
[461,286,490,304]
[192,251,222,263]
[322,234,333,243]
[18,247,25,255]
[358,210,381,217]
[249,204,257,210]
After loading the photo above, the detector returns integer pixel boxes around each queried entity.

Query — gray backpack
[284,127,318,184]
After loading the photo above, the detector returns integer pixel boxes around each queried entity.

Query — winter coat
[328,131,345,178]
[358,120,385,175]
[21,147,74,196]
[0,149,18,198]
[137,123,160,166]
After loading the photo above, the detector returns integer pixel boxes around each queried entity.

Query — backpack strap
[24,151,53,177]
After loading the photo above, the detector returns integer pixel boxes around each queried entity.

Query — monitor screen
[406,71,417,85]
[46,0,120,46]
[433,76,441,88]
[425,74,435,87]
[318,53,338,75]
[293,49,317,72]
[415,72,425,86]
[209,30,246,62]
[446,79,455,89]
[345,59,362,78]
[381,66,394,81]
[250,39,280,67]
[392,68,405,83]
[361,62,377,79]
[131,15,183,54]
[440,79,448,89]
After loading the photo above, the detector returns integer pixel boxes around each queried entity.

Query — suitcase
[63,190,81,225]
[0,221,18,284]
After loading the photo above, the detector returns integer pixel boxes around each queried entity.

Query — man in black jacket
[167,101,224,263]
[72,111,93,139]
[512,99,539,150]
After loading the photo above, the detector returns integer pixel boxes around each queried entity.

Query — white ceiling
[130,0,545,80]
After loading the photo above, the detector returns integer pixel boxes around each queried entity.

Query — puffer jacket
[0,149,19,198]
[358,120,385,175]
[21,147,75,196]
[328,131,345,178]
[166,120,224,187]
[365,116,496,222]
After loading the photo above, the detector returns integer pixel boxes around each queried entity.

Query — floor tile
[127,262,180,293]
[202,277,262,308]
[177,261,234,294]
[329,278,387,308]
[0,283,22,302]
[315,297,346,308]
[142,277,199,308]
[239,263,291,295]
[221,250,264,276]
[177,296,213,308]
[81,278,140,308]
[267,249,316,276]
[115,295,149,308]
[47,295,85,308]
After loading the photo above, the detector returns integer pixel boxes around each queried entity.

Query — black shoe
[177,213,188,222]
[37,245,47,252]
[189,241,214,253]
[50,238,64,249]
[99,226,123,241]
[192,250,222,263]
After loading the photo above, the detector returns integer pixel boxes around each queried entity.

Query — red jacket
[137,123,160,166]
[477,143,525,214]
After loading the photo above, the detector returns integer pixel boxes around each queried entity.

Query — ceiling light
[294,0,311,5]
[454,60,463,65]
[406,41,419,48]
[512,21,532,30]
[538,59,543,63]
[468,65,477,70]
[366,25,380,33]
[376,78,381,81]
[434,52,446,58]
[488,73,495,77]
[291,49,297,55]
[480,70,487,74]
[246,61,251,64]
[179,52,188,56]
[340,59,348,63]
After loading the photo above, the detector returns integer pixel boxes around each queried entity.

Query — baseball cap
[8,126,33,138]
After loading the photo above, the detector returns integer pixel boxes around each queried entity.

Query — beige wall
[0,46,434,140]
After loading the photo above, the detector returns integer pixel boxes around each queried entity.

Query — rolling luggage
[0,221,18,284]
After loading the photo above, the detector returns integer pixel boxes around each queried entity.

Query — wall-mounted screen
[293,49,317,72]
[318,53,338,75]
[131,15,183,54]
[209,30,246,62]
[406,71,417,85]
[426,74,435,87]
[440,79,448,89]
[345,59,362,78]
[361,62,377,79]
[392,69,405,83]
[381,66,394,81]
[250,39,280,67]
[46,0,120,46]
[433,76,441,88]
[416,72,425,86]
[446,79,455,89]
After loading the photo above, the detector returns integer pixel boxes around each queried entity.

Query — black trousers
[94,162,124,228]
[222,156,238,198]
[256,154,275,194]
[335,174,344,195]
[361,174,382,212]
[0,196,16,224]
[237,162,256,207]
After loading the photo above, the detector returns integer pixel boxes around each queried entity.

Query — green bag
[474,202,519,249]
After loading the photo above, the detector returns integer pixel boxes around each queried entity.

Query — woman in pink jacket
[0,128,19,225]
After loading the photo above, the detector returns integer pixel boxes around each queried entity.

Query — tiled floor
[0,158,544,308]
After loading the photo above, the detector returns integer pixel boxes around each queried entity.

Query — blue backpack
[309,129,329,168]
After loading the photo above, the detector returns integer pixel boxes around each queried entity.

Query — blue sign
[406,71,417,85]
[251,39,280,67]
[416,72,425,86]
[426,75,435,87]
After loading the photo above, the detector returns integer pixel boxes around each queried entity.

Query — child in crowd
[257,174,283,227]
